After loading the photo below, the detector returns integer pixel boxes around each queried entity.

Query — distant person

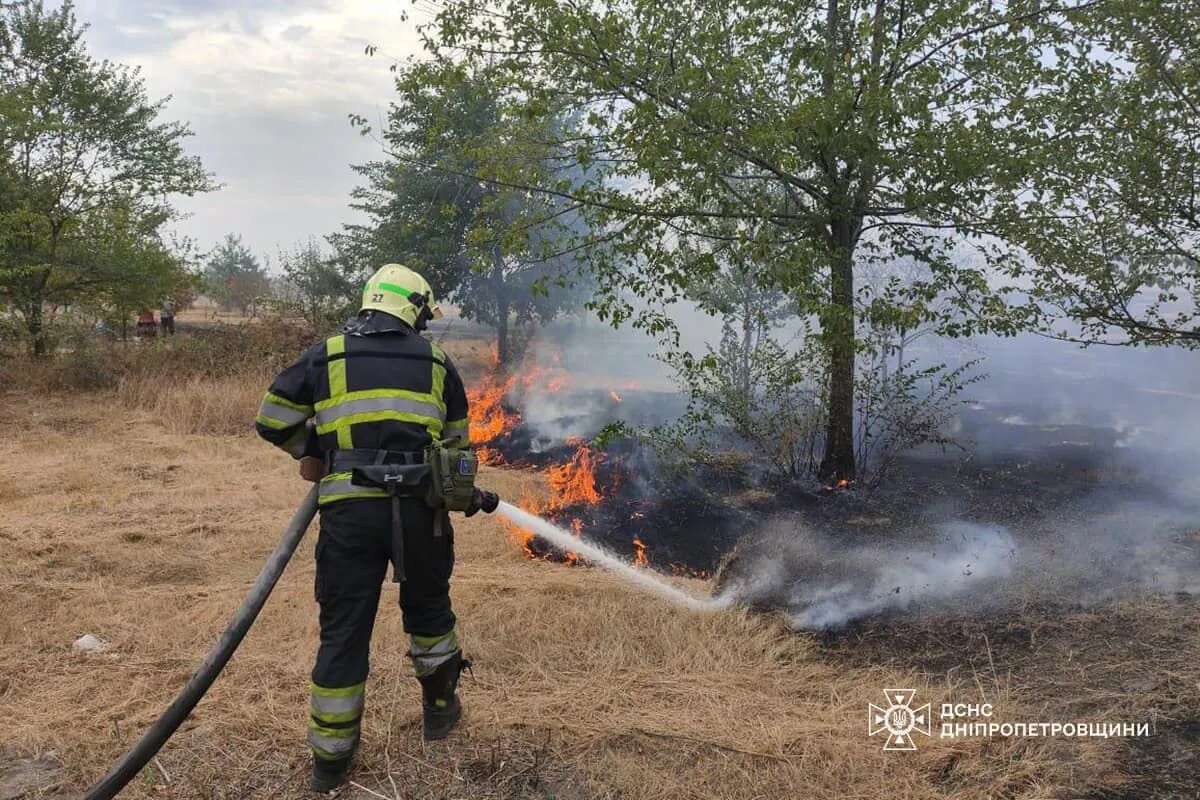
[254,263,498,793]
[160,300,175,335]
[135,309,157,338]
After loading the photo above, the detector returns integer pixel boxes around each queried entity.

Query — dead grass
[116,370,271,436]
[0,347,1181,800]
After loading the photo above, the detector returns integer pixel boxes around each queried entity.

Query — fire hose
[83,486,320,800]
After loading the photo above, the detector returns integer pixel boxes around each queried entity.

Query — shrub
[0,317,319,437]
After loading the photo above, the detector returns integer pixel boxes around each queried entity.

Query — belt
[326,448,425,472]
[329,449,430,585]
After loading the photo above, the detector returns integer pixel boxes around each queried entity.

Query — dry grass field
[0,332,1190,799]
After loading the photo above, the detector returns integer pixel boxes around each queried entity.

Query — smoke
[716,521,1018,630]
[486,295,1200,630]
[1021,495,1200,602]
[510,318,690,445]
[926,331,1200,471]
[712,485,1200,630]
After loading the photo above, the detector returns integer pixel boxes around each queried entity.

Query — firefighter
[254,264,498,793]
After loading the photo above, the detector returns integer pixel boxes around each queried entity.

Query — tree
[1020,0,1199,346]
[675,219,799,409]
[423,0,1107,480]
[335,60,588,364]
[0,0,212,355]
[276,238,359,331]
[76,205,193,339]
[204,234,269,315]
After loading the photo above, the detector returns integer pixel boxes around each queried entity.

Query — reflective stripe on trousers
[308,681,365,761]
[409,629,459,677]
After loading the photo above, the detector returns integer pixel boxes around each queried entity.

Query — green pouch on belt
[425,440,478,512]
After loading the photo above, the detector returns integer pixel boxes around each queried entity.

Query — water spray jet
[496,501,726,613]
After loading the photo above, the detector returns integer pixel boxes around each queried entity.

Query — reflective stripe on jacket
[254,316,471,505]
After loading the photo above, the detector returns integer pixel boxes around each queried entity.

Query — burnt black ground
[490,336,1200,797]
[504,391,1200,798]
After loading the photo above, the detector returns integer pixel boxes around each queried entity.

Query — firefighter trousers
[306,498,457,761]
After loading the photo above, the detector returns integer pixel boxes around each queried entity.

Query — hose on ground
[83,486,320,800]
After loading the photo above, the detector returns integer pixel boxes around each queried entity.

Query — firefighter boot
[419,652,468,740]
[310,755,352,794]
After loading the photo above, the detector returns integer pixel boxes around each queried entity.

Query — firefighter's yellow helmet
[360,263,443,327]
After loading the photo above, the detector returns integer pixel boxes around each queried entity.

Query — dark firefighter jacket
[254,311,470,505]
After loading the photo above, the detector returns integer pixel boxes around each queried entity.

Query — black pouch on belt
[350,463,431,584]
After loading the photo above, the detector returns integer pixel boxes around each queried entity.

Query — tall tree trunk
[27,299,47,357]
[818,226,857,483]
[739,293,752,402]
[490,250,511,365]
[25,265,53,358]
[496,297,511,365]
[816,0,856,482]
[816,0,884,483]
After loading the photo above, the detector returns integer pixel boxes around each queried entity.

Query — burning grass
[3,338,1199,798]
[499,438,623,564]
[465,345,575,465]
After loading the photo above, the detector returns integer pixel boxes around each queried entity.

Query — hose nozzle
[466,488,500,517]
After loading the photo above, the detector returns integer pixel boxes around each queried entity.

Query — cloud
[62,0,430,260]
[281,24,312,42]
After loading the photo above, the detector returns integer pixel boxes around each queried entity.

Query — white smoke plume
[717,521,1018,630]
[713,485,1200,631]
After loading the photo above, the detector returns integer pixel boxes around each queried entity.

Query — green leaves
[410,0,1198,475]
[417,0,1108,341]
[335,57,595,360]
[0,0,213,353]
[275,239,358,333]
[203,234,269,315]
[1013,0,1200,345]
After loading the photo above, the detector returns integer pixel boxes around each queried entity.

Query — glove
[465,488,500,517]
[298,456,327,483]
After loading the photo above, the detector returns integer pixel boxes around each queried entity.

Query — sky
[66,0,432,269]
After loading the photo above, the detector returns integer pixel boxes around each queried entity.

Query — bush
[855,355,984,487]
[654,316,983,488]
[0,316,319,435]
[657,331,828,484]
[144,318,317,380]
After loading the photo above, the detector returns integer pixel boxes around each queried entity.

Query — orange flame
[503,439,606,564]
[467,344,580,468]
[467,370,520,465]
[475,446,501,465]
[470,341,646,566]
[632,537,649,568]
[546,439,603,506]
[513,347,573,394]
